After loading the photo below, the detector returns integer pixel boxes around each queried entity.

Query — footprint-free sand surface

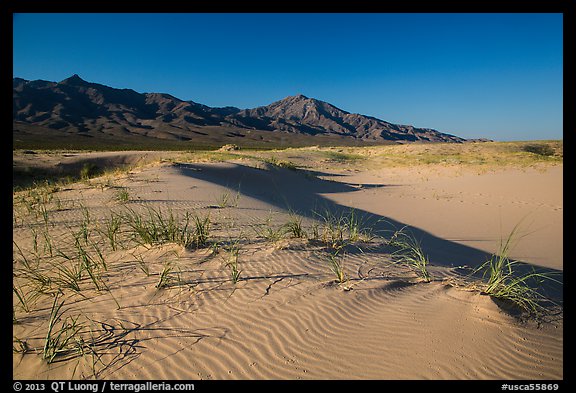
[12,149,563,380]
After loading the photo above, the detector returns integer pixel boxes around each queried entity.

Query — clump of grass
[88,238,107,271]
[215,191,232,208]
[16,295,115,371]
[315,209,345,249]
[123,207,194,248]
[473,226,561,316]
[346,209,369,243]
[95,177,115,192]
[221,238,242,284]
[115,187,130,203]
[313,208,372,251]
[30,227,39,254]
[43,295,87,364]
[132,253,150,277]
[38,203,51,228]
[53,195,66,211]
[80,163,99,181]
[13,283,40,313]
[102,213,122,251]
[192,214,211,248]
[27,182,57,206]
[156,262,175,289]
[15,268,53,299]
[389,229,431,283]
[52,234,109,294]
[387,225,409,248]
[214,190,239,208]
[123,208,153,246]
[325,249,347,285]
[285,213,306,239]
[42,230,54,257]
[76,204,92,244]
[13,241,53,294]
[252,214,288,243]
[52,257,84,293]
[13,285,29,313]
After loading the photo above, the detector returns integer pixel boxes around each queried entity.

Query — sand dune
[13,152,563,380]
[323,165,563,271]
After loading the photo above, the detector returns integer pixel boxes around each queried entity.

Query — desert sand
[13,147,563,380]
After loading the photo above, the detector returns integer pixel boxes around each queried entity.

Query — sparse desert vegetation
[13,141,563,380]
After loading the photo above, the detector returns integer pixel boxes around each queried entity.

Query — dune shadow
[173,161,563,303]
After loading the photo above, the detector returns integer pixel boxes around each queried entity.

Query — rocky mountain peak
[59,74,90,86]
[13,75,466,144]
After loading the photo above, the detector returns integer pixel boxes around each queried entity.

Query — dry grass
[222,141,562,172]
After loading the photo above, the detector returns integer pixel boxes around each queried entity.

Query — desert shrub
[323,151,364,162]
[219,144,239,151]
[522,144,555,157]
[80,163,99,180]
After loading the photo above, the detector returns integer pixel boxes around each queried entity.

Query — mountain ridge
[13,75,466,146]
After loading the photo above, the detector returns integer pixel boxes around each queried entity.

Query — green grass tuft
[326,249,347,285]
[123,206,195,248]
[43,295,86,364]
[222,238,242,284]
[156,262,177,289]
[115,187,130,203]
[473,224,561,316]
[313,208,373,252]
[80,163,99,181]
[389,228,431,283]
[285,213,306,239]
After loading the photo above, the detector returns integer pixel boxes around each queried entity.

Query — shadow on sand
[173,162,563,304]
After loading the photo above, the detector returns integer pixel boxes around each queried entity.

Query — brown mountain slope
[229,94,463,142]
[13,75,465,147]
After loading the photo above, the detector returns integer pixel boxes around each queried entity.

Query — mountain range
[13,75,465,148]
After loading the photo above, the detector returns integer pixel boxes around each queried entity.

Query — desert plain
[12,141,563,380]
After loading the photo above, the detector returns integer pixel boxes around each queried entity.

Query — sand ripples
[13,164,562,380]
[99,246,562,380]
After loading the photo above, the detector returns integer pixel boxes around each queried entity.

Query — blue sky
[13,13,563,141]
